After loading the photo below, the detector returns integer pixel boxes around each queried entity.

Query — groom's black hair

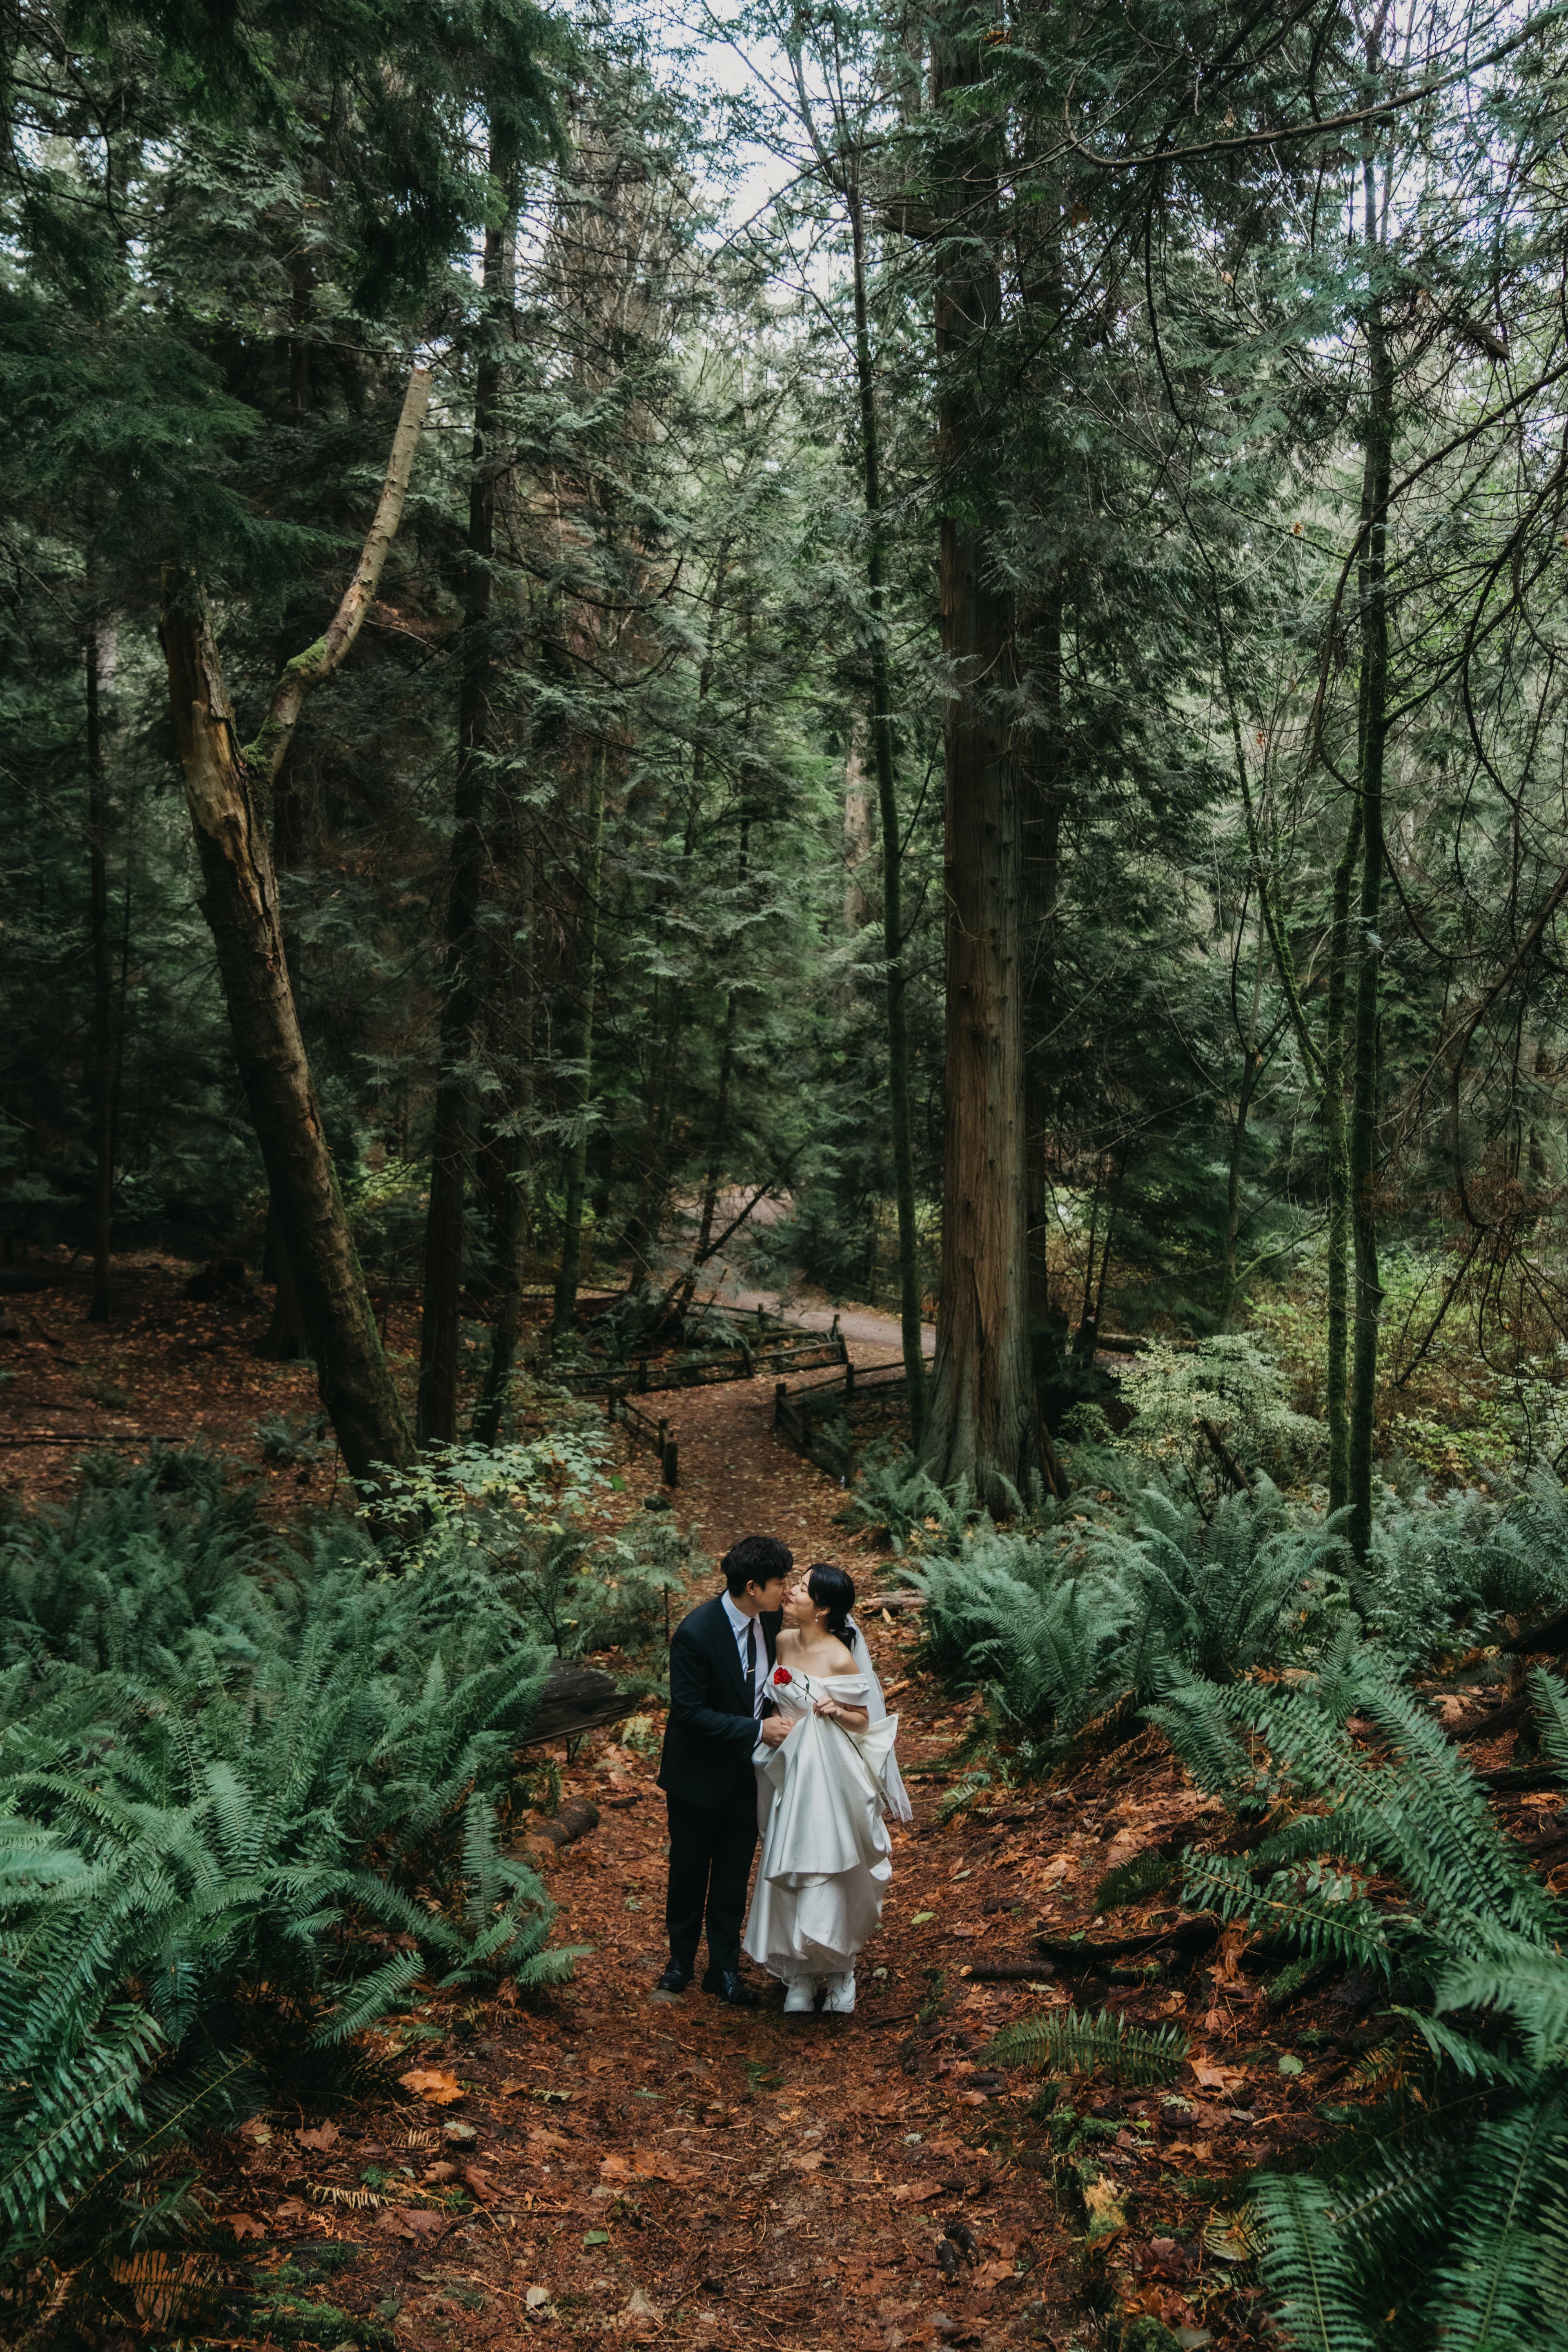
[722,1535,793,1596]
[806,1562,856,1641]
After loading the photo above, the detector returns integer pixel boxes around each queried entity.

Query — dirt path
[206,1372,1087,2352]
[717,1283,937,1360]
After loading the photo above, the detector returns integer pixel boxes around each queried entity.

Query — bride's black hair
[806,1562,856,1644]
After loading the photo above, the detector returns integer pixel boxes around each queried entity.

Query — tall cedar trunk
[85,613,114,1321]
[847,177,928,1437]
[1347,137,1393,1561]
[1324,795,1362,1513]
[918,18,1033,1509]
[158,595,413,1490]
[1022,601,1062,1332]
[472,808,535,1448]
[418,126,519,1444]
[550,742,608,1348]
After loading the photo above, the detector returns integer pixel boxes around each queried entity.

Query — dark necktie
[745,1619,757,1715]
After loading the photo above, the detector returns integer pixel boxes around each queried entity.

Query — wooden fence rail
[608,1392,679,1488]
[773,1356,908,1474]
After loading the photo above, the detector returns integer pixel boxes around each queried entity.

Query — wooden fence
[608,1392,680,1488]
[773,1356,908,1478]
[562,1326,849,1402]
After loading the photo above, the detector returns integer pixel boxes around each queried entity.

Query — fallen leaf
[462,2165,499,2202]
[219,2213,267,2241]
[1190,2060,1249,2096]
[599,2154,631,2180]
[972,2259,1014,2290]
[295,2121,339,2152]
[272,2198,311,2224]
[399,2067,465,2106]
[892,2181,943,2204]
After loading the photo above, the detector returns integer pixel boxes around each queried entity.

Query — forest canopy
[10,0,1568,1532]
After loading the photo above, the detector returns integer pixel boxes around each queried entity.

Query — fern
[1531,1667,1568,1778]
[0,1452,584,2268]
[1094,1850,1175,1912]
[981,2003,1189,2085]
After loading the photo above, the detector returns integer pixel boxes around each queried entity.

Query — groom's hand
[758,1715,792,1748]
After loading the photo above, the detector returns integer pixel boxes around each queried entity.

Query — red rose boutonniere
[772,1667,793,1686]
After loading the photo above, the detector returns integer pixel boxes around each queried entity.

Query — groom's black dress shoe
[701,1969,761,2008]
[655,1962,693,1994]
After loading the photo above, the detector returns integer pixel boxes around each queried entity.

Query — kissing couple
[653,1535,911,2017]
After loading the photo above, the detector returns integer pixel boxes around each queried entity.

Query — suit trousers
[665,1782,758,1977]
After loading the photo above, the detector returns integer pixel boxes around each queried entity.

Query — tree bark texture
[158,591,413,1491]
[419,138,519,1444]
[918,24,1033,1508]
[550,741,608,1348]
[158,364,430,1490]
[1324,795,1361,1515]
[85,613,114,1323]
[1347,141,1393,1561]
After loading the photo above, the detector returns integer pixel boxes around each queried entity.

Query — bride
[742,1564,912,2016]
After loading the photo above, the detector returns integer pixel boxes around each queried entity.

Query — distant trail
[716,1282,936,1361]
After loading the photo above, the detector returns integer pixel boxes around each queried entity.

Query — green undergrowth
[876,1408,1568,2349]
[0,1441,677,2332]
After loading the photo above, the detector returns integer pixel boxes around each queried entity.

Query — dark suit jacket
[657,1592,780,1808]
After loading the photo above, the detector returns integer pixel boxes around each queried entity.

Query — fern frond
[980,2003,1188,2085]
[1530,1668,1568,1779]
[1254,2173,1381,2352]
[1094,1850,1175,1912]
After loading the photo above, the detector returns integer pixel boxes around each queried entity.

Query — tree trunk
[472,788,536,1449]
[259,750,310,1359]
[1346,137,1393,1562]
[158,365,430,1492]
[84,613,114,1323]
[158,592,413,1490]
[1323,795,1361,1515]
[918,22,1032,1508]
[843,719,875,935]
[550,741,608,1349]
[846,177,928,1442]
[418,128,519,1445]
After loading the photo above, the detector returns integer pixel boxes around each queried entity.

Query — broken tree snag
[1200,1418,1254,1494]
[157,369,434,1496]
[244,366,434,784]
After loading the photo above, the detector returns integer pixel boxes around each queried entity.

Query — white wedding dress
[742,1627,912,1984]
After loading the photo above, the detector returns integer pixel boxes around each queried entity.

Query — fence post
[637,1359,648,1394]
[662,1439,679,1488]
[657,1417,668,1459]
[844,1360,856,1401]
[774,1381,786,1429]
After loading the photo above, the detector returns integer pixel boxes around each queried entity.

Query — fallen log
[1449,1692,1533,1744]
[1500,1605,1568,1658]
[959,1960,1057,1983]
[530,1797,601,1849]
[520,1659,637,1748]
[1038,1918,1218,1967]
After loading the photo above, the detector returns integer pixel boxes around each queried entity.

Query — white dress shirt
[720,1589,766,1719]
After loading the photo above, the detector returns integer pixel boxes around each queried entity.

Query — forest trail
[716,1283,937,1360]
[201,1365,1086,2351]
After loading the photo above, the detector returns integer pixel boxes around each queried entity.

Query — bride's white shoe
[822,1971,855,2014]
[783,1976,819,2014]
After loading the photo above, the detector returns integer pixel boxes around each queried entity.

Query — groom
[655,1534,793,2006]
